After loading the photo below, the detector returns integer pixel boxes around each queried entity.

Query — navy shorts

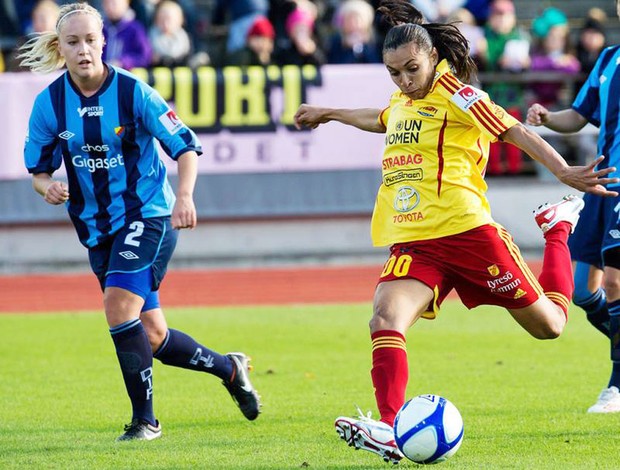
[568,192,620,269]
[88,216,178,293]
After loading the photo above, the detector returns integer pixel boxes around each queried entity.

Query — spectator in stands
[410,0,465,23]
[6,0,60,71]
[576,15,607,79]
[447,7,487,70]
[148,0,191,67]
[274,0,326,65]
[227,14,275,66]
[484,0,530,175]
[295,0,617,464]
[326,0,381,64]
[212,0,269,56]
[102,0,152,69]
[529,8,580,109]
[18,2,261,441]
[464,0,491,26]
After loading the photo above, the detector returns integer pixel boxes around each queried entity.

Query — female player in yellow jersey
[294,0,619,464]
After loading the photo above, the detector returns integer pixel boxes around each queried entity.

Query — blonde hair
[17,2,103,73]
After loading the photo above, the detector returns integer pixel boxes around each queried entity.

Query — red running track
[0,261,543,313]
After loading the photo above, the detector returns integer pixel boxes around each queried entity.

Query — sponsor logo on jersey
[81,143,110,153]
[383,153,424,169]
[487,264,500,276]
[451,85,482,110]
[417,105,439,117]
[393,186,420,213]
[159,109,183,135]
[487,270,522,293]
[384,169,423,186]
[77,106,103,117]
[72,154,125,173]
[59,130,75,140]
[386,120,422,146]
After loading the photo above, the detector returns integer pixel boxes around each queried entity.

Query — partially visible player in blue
[527,0,620,414]
[19,2,261,440]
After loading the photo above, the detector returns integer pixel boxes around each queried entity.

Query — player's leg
[335,279,431,464]
[573,262,608,336]
[509,195,584,338]
[140,296,261,421]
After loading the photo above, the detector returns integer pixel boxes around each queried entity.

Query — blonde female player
[19,2,260,441]
[294,0,618,464]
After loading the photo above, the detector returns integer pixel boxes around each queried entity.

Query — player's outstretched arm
[294,104,386,133]
[502,123,619,197]
[32,173,69,205]
[526,104,588,133]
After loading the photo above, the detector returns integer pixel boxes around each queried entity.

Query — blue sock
[153,329,234,381]
[607,301,620,388]
[110,319,156,426]
[574,288,609,336]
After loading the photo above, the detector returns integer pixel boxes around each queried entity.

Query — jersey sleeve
[24,90,62,174]
[571,47,613,127]
[135,82,203,160]
[448,85,519,142]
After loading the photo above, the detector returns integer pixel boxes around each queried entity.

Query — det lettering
[72,154,125,173]
[141,367,153,400]
[385,120,422,146]
[382,154,423,170]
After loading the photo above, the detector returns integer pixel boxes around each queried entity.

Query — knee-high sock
[538,222,573,317]
[153,329,234,381]
[575,288,610,336]
[606,301,620,389]
[110,319,156,426]
[370,330,408,427]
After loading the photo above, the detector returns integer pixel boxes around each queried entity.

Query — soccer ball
[393,394,464,464]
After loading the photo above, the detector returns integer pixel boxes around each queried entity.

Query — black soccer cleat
[116,418,162,442]
[222,352,261,421]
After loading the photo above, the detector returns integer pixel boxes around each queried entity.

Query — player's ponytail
[17,2,103,74]
[17,31,63,74]
[378,0,477,83]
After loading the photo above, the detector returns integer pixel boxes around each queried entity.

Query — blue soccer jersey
[24,65,202,247]
[572,45,620,185]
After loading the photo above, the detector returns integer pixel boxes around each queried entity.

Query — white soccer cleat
[587,386,620,413]
[335,408,403,465]
[533,194,585,234]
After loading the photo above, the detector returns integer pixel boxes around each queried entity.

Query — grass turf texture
[0,302,618,469]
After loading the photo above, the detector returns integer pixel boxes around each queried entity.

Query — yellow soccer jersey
[370,59,520,246]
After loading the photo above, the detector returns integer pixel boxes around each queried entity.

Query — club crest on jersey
[487,264,500,276]
[417,105,438,117]
[78,106,103,117]
[451,85,482,110]
[159,110,183,135]
[114,126,126,138]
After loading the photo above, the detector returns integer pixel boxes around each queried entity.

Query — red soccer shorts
[377,224,543,319]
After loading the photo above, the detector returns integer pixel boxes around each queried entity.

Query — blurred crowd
[0,0,614,174]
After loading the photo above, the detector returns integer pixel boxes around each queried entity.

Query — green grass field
[1,301,619,469]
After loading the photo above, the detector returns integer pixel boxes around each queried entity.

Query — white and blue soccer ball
[393,394,464,464]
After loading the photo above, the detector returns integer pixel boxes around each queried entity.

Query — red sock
[538,222,573,317]
[370,330,408,426]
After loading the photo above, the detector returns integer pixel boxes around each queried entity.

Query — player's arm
[294,104,386,133]
[32,172,69,205]
[171,151,198,230]
[526,104,589,133]
[501,123,618,197]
